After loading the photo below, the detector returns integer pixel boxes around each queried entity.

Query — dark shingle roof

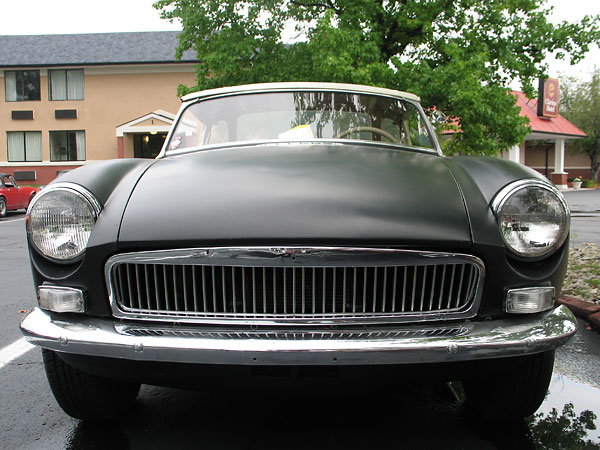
[0,32,197,67]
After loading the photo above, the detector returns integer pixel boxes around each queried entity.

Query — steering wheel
[334,126,399,144]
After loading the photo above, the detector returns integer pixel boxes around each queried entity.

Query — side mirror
[428,110,447,124]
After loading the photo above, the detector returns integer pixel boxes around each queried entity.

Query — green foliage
[561,69,600,182]
[154,0,600,155]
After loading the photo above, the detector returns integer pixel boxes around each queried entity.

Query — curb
[559,296,600,330]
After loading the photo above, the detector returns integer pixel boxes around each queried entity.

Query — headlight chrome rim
[492,179,570,259]
[26,182,102,263]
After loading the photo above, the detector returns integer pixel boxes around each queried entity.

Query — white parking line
[0,338,34,370]
[0,217,25,224]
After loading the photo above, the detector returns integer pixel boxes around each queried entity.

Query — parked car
[0,173,38,217]
[20,82,576,421]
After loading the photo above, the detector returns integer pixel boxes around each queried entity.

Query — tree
[154,0,600,155]
[560,69,600,182]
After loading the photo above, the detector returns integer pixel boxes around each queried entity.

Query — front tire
[0,197,6,217]
[42,349,141,421]
[463,350,555,420]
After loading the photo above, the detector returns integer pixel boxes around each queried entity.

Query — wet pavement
[562,188,600,215]
[2,203,600,449]
[563,189,600,246]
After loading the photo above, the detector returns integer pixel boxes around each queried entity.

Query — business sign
[537,78,559,118]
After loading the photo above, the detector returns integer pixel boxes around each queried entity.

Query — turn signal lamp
[505,287,554,314]
[38,286,84,313]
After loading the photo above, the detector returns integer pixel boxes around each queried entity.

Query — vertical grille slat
[438,265,447,310]
[362,268,368,313]
[312,267,317,314]
[201,266,208,313]
[192,266,199,312]
[411,267,418,312]
[428,266,437,312]
[252,267,257,314]
[273,268,277,314]
[110,251,483,324]
[456,265,466,310]
[153,265,161,311]
[391,267,398,312]
[232,267,237,313]
[163,265,170,311]
[292,267,297,314]
[419,266,427,312]
[322,269,327,314]
[447,265,456,310]
[263,268,268,314]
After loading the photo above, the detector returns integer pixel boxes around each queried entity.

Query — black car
[21,82,576,420]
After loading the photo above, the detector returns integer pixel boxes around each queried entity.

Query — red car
[0,173,39,217]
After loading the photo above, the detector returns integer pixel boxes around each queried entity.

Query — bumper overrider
[20,305,576,366]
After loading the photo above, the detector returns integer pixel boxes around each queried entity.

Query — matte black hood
[118,144,472,248]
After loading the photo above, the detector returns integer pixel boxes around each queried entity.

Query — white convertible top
[181,82,420,103]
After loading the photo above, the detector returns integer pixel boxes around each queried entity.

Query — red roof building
[502,92,587,188]
[513,91,586,139]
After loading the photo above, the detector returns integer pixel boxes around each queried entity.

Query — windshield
[166,91,436,153]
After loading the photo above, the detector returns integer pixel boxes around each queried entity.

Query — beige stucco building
[0,32,196,184]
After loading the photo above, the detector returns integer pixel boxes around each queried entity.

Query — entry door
[134,133,167,159]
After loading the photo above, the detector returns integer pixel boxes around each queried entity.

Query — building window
[48,69,84,101]
[7,131,42,162]
[50,131,86,161]
[4,70,41,101]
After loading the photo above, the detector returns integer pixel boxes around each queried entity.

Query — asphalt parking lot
[563,188,600,246]
[1,190,599,449]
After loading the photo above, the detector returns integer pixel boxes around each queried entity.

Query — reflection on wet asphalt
[535,375,600,445]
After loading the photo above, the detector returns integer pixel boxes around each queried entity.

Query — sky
[0,0,598,81]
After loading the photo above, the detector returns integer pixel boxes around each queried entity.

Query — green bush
[582,179,597,188]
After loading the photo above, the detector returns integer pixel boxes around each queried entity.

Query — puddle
[531,374,600,446]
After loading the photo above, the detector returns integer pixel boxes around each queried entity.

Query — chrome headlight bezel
[26,182,102,263]
[491,179,570,259]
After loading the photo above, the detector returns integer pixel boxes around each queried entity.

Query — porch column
[508,144,520,163]
[551,138,568,189]
[117,136,124,159]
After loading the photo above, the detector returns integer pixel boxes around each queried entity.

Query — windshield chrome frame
[158,85,444,158]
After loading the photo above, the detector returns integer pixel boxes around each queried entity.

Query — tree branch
[289,0,339,14]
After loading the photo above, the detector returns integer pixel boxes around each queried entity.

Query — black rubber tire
[0,197,6,217]
[463,350,555,420]
[42,349,141,421]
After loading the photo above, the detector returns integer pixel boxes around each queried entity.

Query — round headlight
[26,183,101,262]
[492,180,569,258]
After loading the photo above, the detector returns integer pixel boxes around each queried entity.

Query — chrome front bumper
[20,306,577,366]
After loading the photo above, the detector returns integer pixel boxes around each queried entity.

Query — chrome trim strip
[20,305,577,366]
[491,179,570,218]
[25,182,103,264]
[27,182,102,217]
[105,247,485,326]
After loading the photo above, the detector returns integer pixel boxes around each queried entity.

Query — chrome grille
[106,247,484,325]
[116,325,472,340]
